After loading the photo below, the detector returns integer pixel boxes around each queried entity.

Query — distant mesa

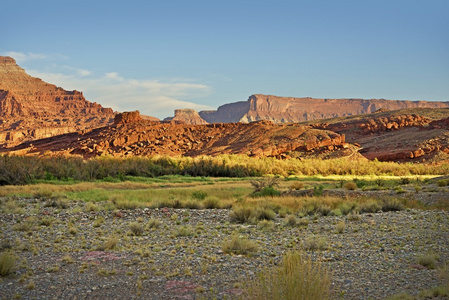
[164,109,208,125]
[199,94,449,124]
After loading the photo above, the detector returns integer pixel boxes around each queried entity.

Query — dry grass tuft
[245,250,332,300]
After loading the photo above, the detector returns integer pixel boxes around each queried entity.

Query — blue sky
[1,0,448,118]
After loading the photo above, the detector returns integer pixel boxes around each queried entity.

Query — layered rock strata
[0,56,115,146]
[200,94,449,123]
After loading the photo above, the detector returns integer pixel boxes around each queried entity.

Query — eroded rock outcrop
[200,94,449,123]
[164,109,208,125]
[0,56,115,146]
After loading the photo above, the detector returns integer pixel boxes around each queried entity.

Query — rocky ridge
[0,56,115,147]
[1,111,348,158]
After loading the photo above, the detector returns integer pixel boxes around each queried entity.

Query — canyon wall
[0,56,115,146]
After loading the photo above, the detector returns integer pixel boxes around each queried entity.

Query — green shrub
[353,179,368,188]
[222,235,258,256]
[313,185,324,196]
[400,177,411,185]
[437,179,449,187]
[245,251,331,300]
[252,186,281,197]
[191,191,207,200]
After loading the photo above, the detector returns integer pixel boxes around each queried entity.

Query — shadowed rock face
[200,94,449,123]
[0,56,115,146]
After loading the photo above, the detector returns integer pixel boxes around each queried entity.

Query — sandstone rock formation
[164,109,208,125]
[2,111,348,159]
[0,56,115,146]
[307,109,449,162]
[199,94,449,123]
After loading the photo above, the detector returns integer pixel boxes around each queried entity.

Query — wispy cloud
[26,68,213,118]
[3,51,48,63]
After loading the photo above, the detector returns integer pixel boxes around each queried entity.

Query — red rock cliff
[0,56,115,146]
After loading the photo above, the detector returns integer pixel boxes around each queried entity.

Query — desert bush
[302,235,328,251]
[101,236,119,250]
[1,200,24,214]
[297,218,310,227]
[335,221,346,234]
[245,250,332,300]
[343,182,357,190]
[0,251,17,276]
[289,182,304,190]
[129,222,144,236]
[250,177,281,193]
[222,235,258,256]
[230,206,276,224]
[175,226,193,237]
[357,201,382,213]
[230,206,255,224]
[381,198,404,212]
[253,207,276,221]
[147,219,161,229]
[437,179,449,187]
[417,252,440,269]
[284,215,298,227]
[202,197,221,209]
[39,217,54,227]
[184,200,202,209]
[400,177,411,185]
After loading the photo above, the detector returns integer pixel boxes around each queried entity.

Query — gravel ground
[0,198,448,299]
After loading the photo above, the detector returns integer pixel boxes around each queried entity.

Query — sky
[1,0,448,119]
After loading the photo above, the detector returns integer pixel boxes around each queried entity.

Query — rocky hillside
[199,94,449,123]
[1,111,348,158]
[309,108,449,162]
[0,56,115,147]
